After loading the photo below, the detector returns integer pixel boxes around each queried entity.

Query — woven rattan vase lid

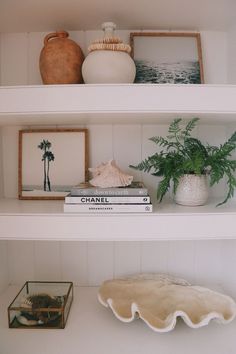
[88,22,131,54]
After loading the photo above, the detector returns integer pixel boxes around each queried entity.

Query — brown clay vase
[39,30,84,84]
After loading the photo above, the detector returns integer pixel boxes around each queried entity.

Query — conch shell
[98,273,236,332]
[89,160,133,188]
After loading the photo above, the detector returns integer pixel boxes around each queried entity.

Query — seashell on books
[89,159,133,188]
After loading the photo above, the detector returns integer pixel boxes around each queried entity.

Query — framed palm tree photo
[18,129,88,200]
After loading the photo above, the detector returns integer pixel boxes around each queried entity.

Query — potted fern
[130,118,236,206]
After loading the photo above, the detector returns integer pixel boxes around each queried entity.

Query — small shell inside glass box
[8,281,73,329]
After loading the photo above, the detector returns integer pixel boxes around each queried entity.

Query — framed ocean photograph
[130,32,204,84]
[18,129,88,200]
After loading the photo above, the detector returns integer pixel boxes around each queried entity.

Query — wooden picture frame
[18,128,88,200]
[130,32,204,84]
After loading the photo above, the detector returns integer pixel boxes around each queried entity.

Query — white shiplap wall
[0,29,235,297]
[0,241,8,294]
[227,24,236,83]
[0,30,229,85]
[0,128,3,199]
[0,124,232,294]
[1,124,228,200]
[1,239,235,299]
[0,240,224,286]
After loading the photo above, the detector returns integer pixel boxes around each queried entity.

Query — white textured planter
[174,174,209,206]
[82,50,136,84]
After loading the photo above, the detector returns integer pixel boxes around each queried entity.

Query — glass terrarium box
[8,281,73,329]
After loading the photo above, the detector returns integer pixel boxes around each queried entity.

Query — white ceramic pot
[174,174,209,206]
[82,50,136,84]
[82,21,136,84]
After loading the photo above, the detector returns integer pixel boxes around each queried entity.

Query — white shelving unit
[1,84,236,124]
[0,86,236,353]
[0,84,235,241]
[1,285,236,354]
[1,2,236,352]
[0,198,236,240]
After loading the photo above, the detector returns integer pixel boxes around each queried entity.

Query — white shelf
[0,198,235,241]
[1,84,236,125]
[0,0,232,33]
[0,84,235,241]
[0,285,236,354]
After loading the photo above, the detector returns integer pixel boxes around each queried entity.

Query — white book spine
[63,203,153,213]
[71,189,148,196]
[65,196,151,204]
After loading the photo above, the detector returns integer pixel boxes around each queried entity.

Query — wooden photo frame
[130,32,204,84]
[18,129,88,200]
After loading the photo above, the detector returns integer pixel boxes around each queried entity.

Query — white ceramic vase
[174,174,209,206]
[82,22,136,84]
[82,50,136,83]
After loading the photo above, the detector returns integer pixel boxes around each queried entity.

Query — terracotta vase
[39,30,84,84]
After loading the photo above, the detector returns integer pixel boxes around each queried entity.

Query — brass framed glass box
[8,281,73,329]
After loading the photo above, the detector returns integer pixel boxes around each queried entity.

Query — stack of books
[64,181,152,213]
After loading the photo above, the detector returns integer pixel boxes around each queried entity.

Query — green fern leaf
[168,118,182,134]
[182,117,199,137]
[130,117,236,205]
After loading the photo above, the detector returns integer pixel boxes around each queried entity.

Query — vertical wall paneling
[194,240,223,286]
[200,31,227,84]
[2,126,25,198]
[197,124,227,198]
[116,31,132,48]
[0,29,229,86]
[3,239,236,294]
[226,123,236,196]
[167,241,196,283]
[113,124,142,181]
[227,24,236,84]
[34,241,62,281]
[0,241,8,294]
[114,242,141,278]
[197,124,227,146]
[141,124,169,200]
[69,31,86,57]
[61,241,88,286]
[87,242,114,286]
[221,240,236,297]
[0,128,3,197]
[140,241,169,275]
[0,33,28,85]
[28,32,48,85]
[0,33,1,84]
[88,125,113,169]
[7,240,35,285]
